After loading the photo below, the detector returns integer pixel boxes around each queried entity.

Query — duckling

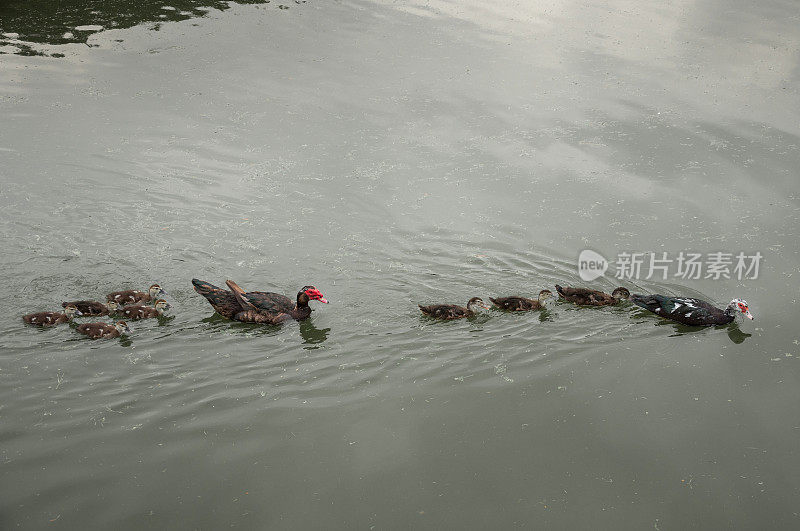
[490,289,553,311]
[61,299,122,316]
[23,304,82,326]
[118,299,171,320]
[555,285,630,306]
[106,284,166,305]
[76,321,131,339]
[419,297,490,320]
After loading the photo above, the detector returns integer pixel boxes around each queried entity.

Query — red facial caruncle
[304,287,328,304]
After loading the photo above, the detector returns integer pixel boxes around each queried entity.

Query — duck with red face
[630,294,754,326]
[192,279,328,324]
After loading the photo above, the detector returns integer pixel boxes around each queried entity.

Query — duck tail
[192,278,239,319]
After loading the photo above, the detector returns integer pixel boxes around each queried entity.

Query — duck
[555,285,630,306]
[76,321,131,339]
[490,289,553,311]
[106,284,166,305]
[118,299,171,320]
[418,297,489,320]
[61,299,122,316]
[192,278,328,324]
[23,304,82,326]
[630,294,754,326]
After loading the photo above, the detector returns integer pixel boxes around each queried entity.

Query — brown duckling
[23,304,83,326]
[490,289,553,311]
[555,285,630,306]
[61,299,122,316]
[76,321,131,339]
[118,299,171,320]
[419,297,490,320]
[106,284,166,305]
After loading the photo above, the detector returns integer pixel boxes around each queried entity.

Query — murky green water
[2,0,799,528]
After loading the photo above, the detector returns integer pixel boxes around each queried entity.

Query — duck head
[612,287,631,300]
[154,299,171,314]
[115,321,131,334]
[149,284,167,298]
[727,298,754,320]
[466,297,490,311]
[63,305,83,318]
[299,286,328,305]
[538,289,554,303]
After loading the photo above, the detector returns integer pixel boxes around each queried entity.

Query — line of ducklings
[419,286,630,319]
[22,283,170,339]
[420,285,754,326]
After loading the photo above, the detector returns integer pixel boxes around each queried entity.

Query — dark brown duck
[192,279,328,324]
[555,285,630,306]
[106,284,166,306]
[76,321,131,339]
[118,299,171,320]
[490,289,553,311]
[23,304,82,326]
[62,300,121,316]
[419,297,489,320]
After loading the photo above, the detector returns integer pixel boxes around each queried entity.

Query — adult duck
[490,290,553,311]
[76,321,131,339]
[62,299,121,316]
[23,304,82,326]
[118,299,171,320]
[106,284,166,306]
[555,285,630,306]
[630,294,754,326]
[192,279,328,324]
[419,297,489,320]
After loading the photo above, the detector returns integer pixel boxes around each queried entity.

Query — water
[1,0,799,528]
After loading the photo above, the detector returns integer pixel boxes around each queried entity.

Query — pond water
[1,0,799,528]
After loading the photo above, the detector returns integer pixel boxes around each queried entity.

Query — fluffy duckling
[61,299,121,316]
[419,297,489,320]
[106,284,166,306]
[555,285,630,306]
[76,321,131,339]
[490,289,553,311]
[118,299,171,320]
[23,304,82,326]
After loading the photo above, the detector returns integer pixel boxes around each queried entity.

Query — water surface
[1,0,799,528]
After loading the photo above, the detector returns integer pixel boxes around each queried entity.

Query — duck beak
[318,297,329,304]
[75,309,83,316]
[744,309,754,320]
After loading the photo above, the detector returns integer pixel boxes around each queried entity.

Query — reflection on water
[299,319,330,347]
[727,325,752,344]
[0,0,273,56]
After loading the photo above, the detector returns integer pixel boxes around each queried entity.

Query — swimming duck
[192,278,328,324]
[106,284,166,305]
[23,304,82,326]
[418,297,489,320]
[490,290,553,311]
[76,321,131,339]
[118,299,171,320]
[555,285,630,306]
[630,294,754,326]
[61,299,121,316]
